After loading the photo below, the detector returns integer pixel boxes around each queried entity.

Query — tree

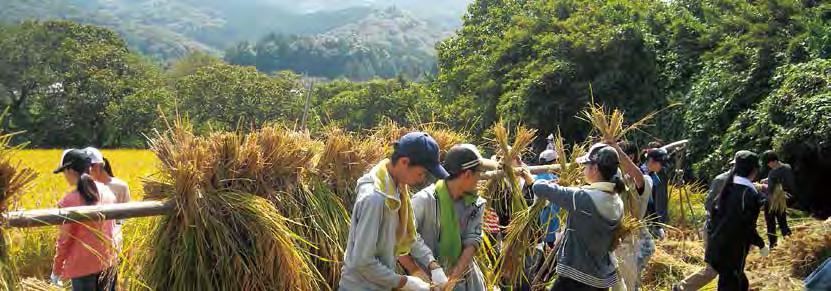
[174,64,305,132]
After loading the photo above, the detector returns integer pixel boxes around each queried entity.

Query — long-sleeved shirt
[52,184,117,279]
[705,176,766,273]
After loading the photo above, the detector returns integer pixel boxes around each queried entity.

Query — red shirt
[52,183,117,279]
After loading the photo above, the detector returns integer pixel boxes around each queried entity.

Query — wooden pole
[477,164,564,180]
[4,200,174,228]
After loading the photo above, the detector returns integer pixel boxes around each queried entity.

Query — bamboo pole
[4,200,173,228]
[478,164,564,180]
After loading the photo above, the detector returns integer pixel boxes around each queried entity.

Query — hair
[648,141,663,148]
[446,168,474,181]
[734,161,758,178]
[761,150,779,164]
[77,174,100,205]
[596,162,626,193]
[102,157,115,177]
[391,151,428,168]
[714,161,759,214]
[65,158,98,205]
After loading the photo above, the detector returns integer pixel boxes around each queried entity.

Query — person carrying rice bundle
[398,144,498,290]
[759,150,794,248]
[339,132,449,291]
[532,143,625,291]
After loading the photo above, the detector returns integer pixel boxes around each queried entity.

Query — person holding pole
[51,149,118,291]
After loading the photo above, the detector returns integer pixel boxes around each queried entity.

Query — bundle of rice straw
[0,127,36,290]
[479,123,540,286]
[768,184,790,214]
[143,117,321,290]
[316,126,385,210]
[19,277,61,291]
[373,119,468,159]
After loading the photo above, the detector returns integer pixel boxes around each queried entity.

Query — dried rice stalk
[769,184,790,214]
[19,277,61,291]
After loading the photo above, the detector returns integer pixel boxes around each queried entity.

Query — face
[62,169,81,186]
[458,169,480,193]
[582,163,601,183]
[392,157,428,186]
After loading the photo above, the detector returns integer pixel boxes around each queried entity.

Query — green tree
[174,64,305,132]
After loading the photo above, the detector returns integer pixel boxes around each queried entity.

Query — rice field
[8,149,158,284]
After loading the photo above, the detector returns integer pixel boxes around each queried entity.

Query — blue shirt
[535,173,560,242]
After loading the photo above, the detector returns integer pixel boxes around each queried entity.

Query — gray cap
[576,143,619,167]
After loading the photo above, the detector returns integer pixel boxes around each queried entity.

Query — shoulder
[95,182,117,204]
[412,184,436,200]
[58,191,83,207]
[109,178,129,189]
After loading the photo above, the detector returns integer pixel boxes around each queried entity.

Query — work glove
[50,272,62,287]
[402,275,431,291]
[431,268,449,287]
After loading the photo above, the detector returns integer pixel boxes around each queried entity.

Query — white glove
[431,268,449,287]
[760,246,770,257]
[50,272,62,287]
[402,276,431,291]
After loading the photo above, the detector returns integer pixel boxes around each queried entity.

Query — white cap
[83,147,105,164]
[539,149,558,163]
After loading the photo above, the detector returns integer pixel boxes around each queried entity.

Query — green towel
[436,180,477,268]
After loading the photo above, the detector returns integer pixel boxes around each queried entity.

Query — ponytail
[612,175,626,193]
[713,168,736,214]
[102,158,115,177]
[78,174,99,205]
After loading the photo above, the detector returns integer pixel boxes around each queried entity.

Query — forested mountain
[0,0,470,79]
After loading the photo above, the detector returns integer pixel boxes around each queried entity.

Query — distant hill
[0,0,471,67]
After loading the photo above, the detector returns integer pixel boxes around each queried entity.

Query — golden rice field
[9,149,158,284]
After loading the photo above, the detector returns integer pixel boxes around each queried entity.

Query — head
[84,147,115,178]
[538,149,558,165]
[761,150,780,169]
[389,132,449,186]
[444,144,498,196]
[733,150,760,181]
[577,143,625,193]
[646,148,668,172]
[54,149,99,205]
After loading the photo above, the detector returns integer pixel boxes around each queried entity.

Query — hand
[431,268,449,287]
[760,246,770,257]
[411,269,430,284]
[50,272,62,287]
[402,276,431,291]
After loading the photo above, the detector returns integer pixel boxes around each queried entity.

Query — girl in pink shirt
[51,149,118,291]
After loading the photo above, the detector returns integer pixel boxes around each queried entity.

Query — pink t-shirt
[52,182,117,279]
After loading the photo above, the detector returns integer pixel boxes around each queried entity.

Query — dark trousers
[716,268,749,291]
[764,207,791,247]
[71,267,117,291]
[551,276,607,291]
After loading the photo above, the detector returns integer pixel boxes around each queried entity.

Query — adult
[51,149,118,291]
[533,143,625,290]
[402,144,497,290]
[85,147,131,251]
[339,132,449,291]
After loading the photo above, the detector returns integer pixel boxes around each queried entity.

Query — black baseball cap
[53,149,92,174]
[646,148,669,164]
[577,143,619,167]
[393,132,449,179]
[443,144,498,176]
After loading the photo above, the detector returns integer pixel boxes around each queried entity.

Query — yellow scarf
[371,159,417,256]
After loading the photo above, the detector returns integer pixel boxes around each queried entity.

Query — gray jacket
[410,184,487,291]
[339,173,432,290]
[532,181,622,288]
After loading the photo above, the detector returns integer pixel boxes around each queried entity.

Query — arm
[609,142,644,190]
[351,196,406,288]
[408,192,437,268]
[397,255,430,282]
[532,180,580,212]
[450,246,477,281]
[453,203,485,280]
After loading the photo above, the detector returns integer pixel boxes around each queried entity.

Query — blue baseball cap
[394,132,449,179]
